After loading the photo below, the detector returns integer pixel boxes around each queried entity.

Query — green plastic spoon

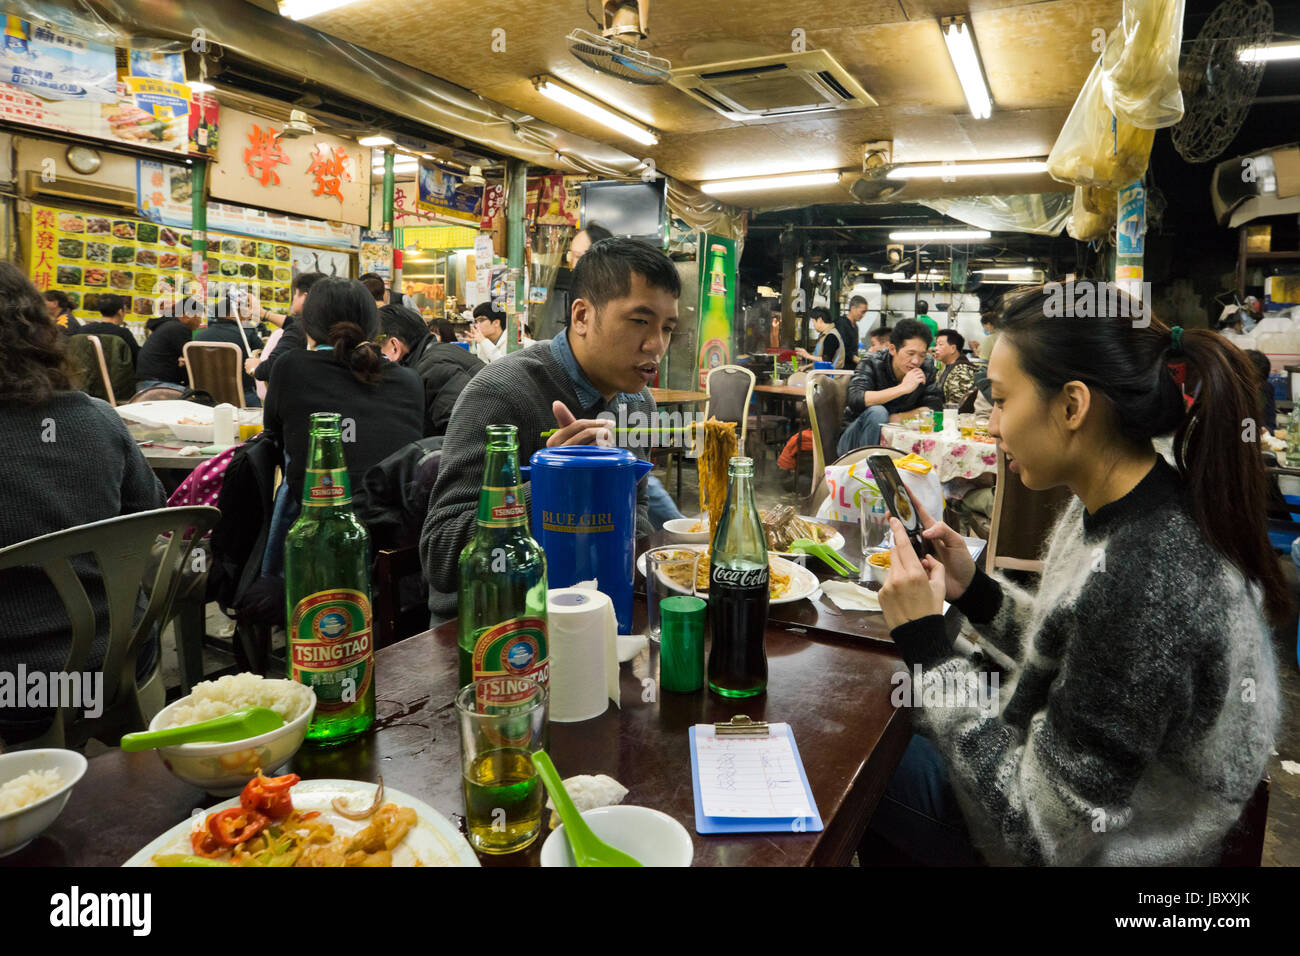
[121,707,285,752]
[531,751,642,867]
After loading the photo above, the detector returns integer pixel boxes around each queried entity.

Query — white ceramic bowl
[864,548,891,585]
[663,517,710,544]
[148,683,316,796]
[0,749,88,856]
[540,805,694,867]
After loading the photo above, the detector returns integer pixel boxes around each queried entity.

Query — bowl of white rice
[148,673,316,795]
[0,749,88,856]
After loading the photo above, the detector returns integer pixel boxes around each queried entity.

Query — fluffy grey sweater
[891,457,1279,865]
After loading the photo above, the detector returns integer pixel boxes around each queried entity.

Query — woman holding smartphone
[868,285,1284,866]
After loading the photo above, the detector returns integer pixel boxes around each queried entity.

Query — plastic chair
[985,449,1073,574]
[184,341,245,408]
[704,364,756,452]
[0,506,220,749]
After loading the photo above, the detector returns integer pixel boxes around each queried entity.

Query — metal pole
[505,158,527,353]
[830,249,841,325]
[383,151,399,295]
[190,158,208,311]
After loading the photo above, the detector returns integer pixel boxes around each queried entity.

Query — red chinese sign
[480,184,504,229]
[308,145,351,202]
[244,124,290,187]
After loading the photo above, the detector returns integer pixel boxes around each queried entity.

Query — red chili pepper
[209,807,270,846]
[240,772,300,820]
[191,824,224,858]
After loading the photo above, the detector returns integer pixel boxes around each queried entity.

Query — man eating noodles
[420,237,679,621]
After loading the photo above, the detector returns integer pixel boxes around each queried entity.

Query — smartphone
[866,454,932,559]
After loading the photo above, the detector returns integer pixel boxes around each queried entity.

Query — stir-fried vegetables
[162,773,415,867]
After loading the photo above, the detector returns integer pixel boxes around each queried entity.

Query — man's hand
[795,347,814,360]
[244,355,259,375]
[547,400,613,447]
[900,367,925,392]
[466,324,483,344]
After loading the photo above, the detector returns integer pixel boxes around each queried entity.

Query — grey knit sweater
[420,334,655,616]
[891,458,1279,865]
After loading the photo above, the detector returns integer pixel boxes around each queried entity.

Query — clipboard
[688,717,824,835]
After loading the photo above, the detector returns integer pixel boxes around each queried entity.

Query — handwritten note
[694,723,813,818]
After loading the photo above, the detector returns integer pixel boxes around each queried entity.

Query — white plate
[637,544,821,605]
[770,515,845,558]
[122,779,479,867]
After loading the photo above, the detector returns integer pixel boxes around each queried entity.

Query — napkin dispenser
[529,446,652,635]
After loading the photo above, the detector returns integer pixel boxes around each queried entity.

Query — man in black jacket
[252,272,325,387]
[75,293,141,367]
[378,303,484,436]
[135,305,204,389]
[837,318,942,455]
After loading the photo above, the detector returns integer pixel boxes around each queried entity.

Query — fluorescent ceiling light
[887,160,1048,179]
[942,18,992,119]
[978,268,1036,279]
[359,135,394,147]
[278,0,359,19]
[185,80,216,93]
[873,271,947,281]
[889,229,991,242]
[700,171,840,195]
[534,77,658,146]
[1238,42,1300,63]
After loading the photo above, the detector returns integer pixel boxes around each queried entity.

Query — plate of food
[123,775,480,868]
[636,544,820,605]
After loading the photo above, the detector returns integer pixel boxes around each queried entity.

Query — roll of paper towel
[213,403,236,446]
[547,586,620,723]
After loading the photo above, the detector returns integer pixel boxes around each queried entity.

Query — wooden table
[13,594,951,868]
[649,387,708,406]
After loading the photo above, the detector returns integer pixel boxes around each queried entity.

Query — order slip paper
[694,723,813,818]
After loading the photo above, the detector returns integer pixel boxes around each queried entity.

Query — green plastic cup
[659,595,706,693]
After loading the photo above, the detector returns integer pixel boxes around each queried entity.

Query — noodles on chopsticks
[694,418,737,552]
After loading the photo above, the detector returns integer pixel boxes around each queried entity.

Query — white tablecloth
[879,424,999,482]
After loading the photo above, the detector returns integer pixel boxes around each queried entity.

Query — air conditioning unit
[24,171,138,211]
[670,50,876,121]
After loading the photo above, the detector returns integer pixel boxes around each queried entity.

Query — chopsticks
[539,425,695,439]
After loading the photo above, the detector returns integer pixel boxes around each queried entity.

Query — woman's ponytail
[1175,328,1290,625]
[327,320,386,386]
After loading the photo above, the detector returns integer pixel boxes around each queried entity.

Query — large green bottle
[284,412,375,744]
[457,425,549,697]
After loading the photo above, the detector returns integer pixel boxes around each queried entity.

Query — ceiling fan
[567,0,672,84]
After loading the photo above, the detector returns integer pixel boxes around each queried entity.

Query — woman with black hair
[869,283,1283,866]
[0,263,165,743]
[261,277,423,573]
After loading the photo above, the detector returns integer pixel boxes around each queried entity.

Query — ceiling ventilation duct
[670,50,876,121]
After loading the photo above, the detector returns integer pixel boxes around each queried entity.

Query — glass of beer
[958,413,975,438]
[646,548,699,642]
[455,677,548,855]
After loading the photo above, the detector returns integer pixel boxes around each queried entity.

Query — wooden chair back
[705,364,756,451]
[985,449,1073,574]
[184,341,245,408]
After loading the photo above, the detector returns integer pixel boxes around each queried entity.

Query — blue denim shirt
[549,328,644,413]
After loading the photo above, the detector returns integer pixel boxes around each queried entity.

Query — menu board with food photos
[29,203,292,323]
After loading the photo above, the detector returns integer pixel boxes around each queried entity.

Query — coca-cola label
[711,565,769,590]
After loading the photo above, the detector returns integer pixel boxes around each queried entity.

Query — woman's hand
[878,517,946,630]
[908,488,976,601]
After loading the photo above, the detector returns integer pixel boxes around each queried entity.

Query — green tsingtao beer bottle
[457,425,549,694]
[285,412,375,744]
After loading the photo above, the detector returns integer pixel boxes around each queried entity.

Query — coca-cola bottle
[707,456,770,697]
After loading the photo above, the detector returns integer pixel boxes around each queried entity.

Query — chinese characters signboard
[212,107,369,226]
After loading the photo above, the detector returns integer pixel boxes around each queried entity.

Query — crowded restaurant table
[11,522,980,868]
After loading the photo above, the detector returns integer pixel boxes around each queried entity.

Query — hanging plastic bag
[1099,0,1186,129]
[1066,185,1117,242]
[1047,56,1155,190]
[919,192,1073,237]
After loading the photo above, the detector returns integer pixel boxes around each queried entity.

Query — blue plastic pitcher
[529,446,652,634]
